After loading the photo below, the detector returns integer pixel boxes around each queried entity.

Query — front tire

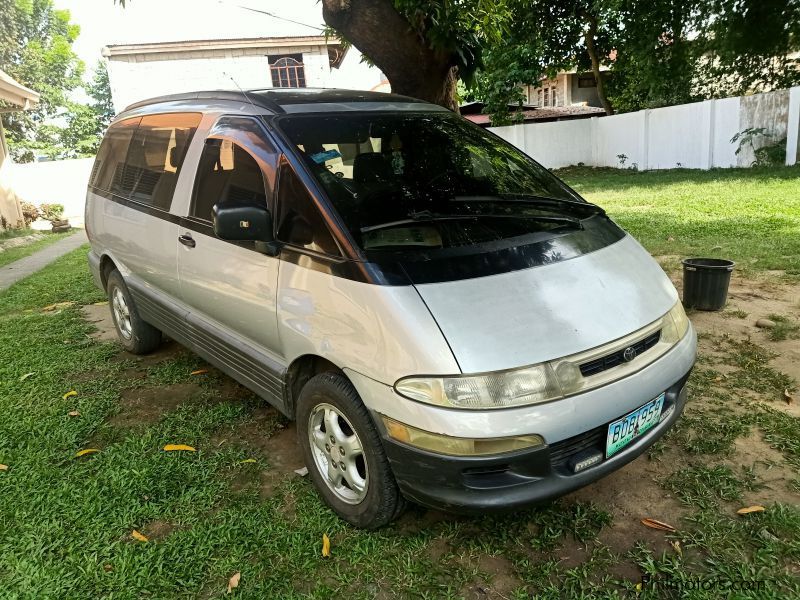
[297,373,405,529]
[106,269,162,354]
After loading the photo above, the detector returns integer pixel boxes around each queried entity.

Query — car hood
[414,235,678,373]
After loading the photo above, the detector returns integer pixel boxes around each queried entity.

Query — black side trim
[127,278,289,415]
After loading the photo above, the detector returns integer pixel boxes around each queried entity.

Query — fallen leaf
[239,458,257,464]
[640,518,676,532]
[75,448,100,458]
[63,390,78,400]
[322,533,331,558]
[227,571,241,593]
[19,372,35,381]
[42,301,73,312]
[0,464,8,471]
[737,505,766,515]
[163,444,196,452]
[785,389,794,405]
[294,466,309,477]
[670,540,682,557]
[131,529,149,542]
[67,410,80,417]
[217,439,227,447]
[103,564,113,572]
[190,369,209,376]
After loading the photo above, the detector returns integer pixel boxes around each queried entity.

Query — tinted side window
[191,140,267,222]
[276,160,340,255]
[90,117,141,192]
[114,113,201,210]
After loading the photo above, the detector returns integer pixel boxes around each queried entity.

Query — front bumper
[381,370,691,513]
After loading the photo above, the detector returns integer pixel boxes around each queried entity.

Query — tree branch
[322,0,458,108]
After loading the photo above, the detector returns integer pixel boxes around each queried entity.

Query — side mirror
[212,202,278,254]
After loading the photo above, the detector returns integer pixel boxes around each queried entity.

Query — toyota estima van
[86,89,696,529]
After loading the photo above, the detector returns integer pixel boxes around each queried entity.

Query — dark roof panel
[123,88,441,114]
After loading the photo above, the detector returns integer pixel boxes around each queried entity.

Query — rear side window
[90,117,141,192]
[113,113,202,210]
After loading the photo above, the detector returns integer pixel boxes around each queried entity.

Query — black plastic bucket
[682,258,735,311]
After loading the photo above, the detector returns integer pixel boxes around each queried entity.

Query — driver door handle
[178,233,196,248]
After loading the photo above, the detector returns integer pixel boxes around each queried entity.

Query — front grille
[579,330,661,378]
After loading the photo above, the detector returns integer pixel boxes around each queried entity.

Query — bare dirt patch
[109,383,202,427]
[81,303,118,342]
[212,410,303,498]
[669,269,799,380]
[143,519,180,541]
[725,432,800,507]
[567,453,686,556]
[460,553,522,599]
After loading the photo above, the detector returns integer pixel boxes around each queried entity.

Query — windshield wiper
[452,194,605,215]
[360,210,583,233]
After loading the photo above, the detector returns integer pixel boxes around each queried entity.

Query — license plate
[606,393,665,458]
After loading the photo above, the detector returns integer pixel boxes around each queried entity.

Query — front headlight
[660,300,690,344]
[395,361,581,409]
[394,300,690,410]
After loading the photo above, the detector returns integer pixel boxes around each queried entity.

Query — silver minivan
[86,89,696,528]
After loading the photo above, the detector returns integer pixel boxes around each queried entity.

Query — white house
[101,1,387,114]
[0,68,39,229]
[524,67,611,109]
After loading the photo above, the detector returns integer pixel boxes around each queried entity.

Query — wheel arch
[99,254,118,290]
[284,354,346,418]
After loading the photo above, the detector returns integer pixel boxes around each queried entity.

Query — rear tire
[297,372,405,529]
[106,269,161,354]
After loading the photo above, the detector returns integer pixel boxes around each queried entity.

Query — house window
[269,54,306,88]
[551,86,558,106]
[543,87,549,107]
[537,89,542,106]
[578,74,597,88]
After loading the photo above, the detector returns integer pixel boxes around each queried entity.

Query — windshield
[276,112,593,252]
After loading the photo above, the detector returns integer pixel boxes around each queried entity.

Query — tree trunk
[583,13,614,116]
[322,0,459,110]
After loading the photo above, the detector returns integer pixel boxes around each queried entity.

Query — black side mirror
[212,202,278,254]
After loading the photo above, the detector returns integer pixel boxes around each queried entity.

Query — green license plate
[606,393,665,458]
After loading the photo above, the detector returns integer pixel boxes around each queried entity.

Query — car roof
[122,88,450,115]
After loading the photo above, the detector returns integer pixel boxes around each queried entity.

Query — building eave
[102,35,332,58]
[0,68,39,110]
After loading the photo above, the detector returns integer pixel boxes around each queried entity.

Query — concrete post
[591,116,600,166]
[639,110,650,171]
[786,86,800,166]
[699,100,714,170]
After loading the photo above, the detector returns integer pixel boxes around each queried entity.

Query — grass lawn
[0,228,77,269]
[1,167,799,598]
[557,165,800,277]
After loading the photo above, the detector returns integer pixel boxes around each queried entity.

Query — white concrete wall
[2,158,94,227]
[489,86,800,170]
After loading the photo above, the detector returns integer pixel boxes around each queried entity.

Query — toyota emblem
[622,346,637,362]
